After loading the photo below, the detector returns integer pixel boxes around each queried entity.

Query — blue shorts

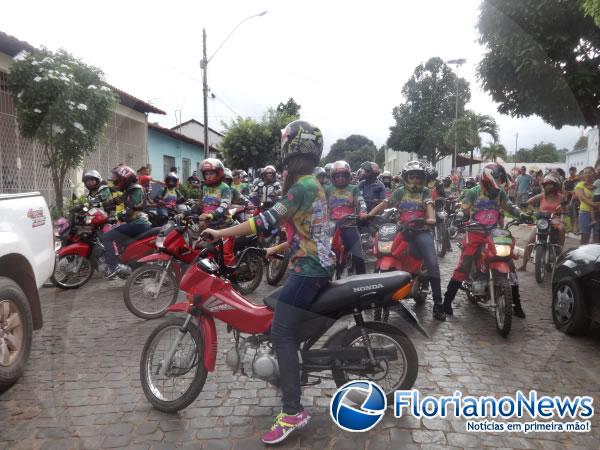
[579,211,600,237]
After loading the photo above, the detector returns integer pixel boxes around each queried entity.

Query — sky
[2,0,584,157]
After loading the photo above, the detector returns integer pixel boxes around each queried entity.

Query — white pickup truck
[0,192,54,390]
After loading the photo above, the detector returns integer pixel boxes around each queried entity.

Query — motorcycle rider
[82,170,112,210]
[518,173,566,272]
[380,170,393,198]
[367,160,446,321]
[201,120,332,444]
[224,168,247,211]
[313,166,327,186]
[232,169,250,196]
[250,165,282,208]
[358,161,386,212]
[196,158,236,266]
[324,162,333,185]
[101,165,151,279]
[155,172,186,219]
[326,160,367,275]
[442,163,530,318]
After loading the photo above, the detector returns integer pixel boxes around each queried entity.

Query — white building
[565,128,598,170]
[170,119,224,159]
[383,147,412,175]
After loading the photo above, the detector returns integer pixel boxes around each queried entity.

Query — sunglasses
[407,174,423,180]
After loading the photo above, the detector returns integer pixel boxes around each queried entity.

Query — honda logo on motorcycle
[353,283,384,293]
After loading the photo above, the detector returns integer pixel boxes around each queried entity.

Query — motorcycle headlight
[537,218,549,231]
[378,241,393,254]
[437,210,447,219]
[155,235,165,249]
[494,244,512,257]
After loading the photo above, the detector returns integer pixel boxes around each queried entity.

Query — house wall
[174,121,222,156]
[0,55,148,205]
[148,128,204,181]
[383,147,411,175]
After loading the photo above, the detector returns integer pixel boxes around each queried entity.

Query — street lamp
[446,58,467,171]
[200,11,267,158]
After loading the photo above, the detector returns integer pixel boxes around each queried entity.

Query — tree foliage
[480,142,507,161]
[477,0,600,156]
[445,111,499,155]
[581,0,600,27]
[8,48,116,210]
[511,142,565,163]
[221,99,301,170]
[375,145,386,169]
[323,134,377,170]
[388,57,471,164]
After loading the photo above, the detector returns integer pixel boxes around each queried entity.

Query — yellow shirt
[575,181,593,212]
[107,181,125,214]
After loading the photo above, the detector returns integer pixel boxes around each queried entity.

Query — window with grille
[163,155,175,178]
[182,158,191,180]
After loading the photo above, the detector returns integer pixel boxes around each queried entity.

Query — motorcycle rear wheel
[124,265,179,320]
[331,322,418,404]
[140,317,206,413]
[435,223,447,258]
[232,251,264,295]
[51,255,94,289]
[494,278,513,338]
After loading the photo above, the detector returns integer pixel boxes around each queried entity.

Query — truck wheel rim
[0,300,23,367]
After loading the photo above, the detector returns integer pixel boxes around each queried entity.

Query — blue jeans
[101,222,151,269]
[406,230,442,304]
[579,211,600,241]
[339,225,366,275]
[271,274,330,414]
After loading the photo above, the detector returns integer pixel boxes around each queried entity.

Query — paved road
[1,231,599,450]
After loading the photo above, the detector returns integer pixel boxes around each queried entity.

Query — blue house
[147,123,206,182]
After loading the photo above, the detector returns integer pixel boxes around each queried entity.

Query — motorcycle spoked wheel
[51,254,94,289]
[231,251,264,295]
[435,222,448,258]
[534,245,547,284]
[140,317,207,413]
[123,265,179,320]
[331,322,418,404]
[265,235,289,286]
[494,278,513,338]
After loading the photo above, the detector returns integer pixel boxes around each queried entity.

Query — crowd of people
[76,118,600,444]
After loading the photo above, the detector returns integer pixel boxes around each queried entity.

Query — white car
[0,192,54,390]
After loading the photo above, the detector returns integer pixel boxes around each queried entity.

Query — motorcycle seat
[262,272,412,315]
[135,227,162,240]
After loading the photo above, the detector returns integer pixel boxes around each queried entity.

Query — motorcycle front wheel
[51,254,94,289]
[265,236,289,286]
[331,322,418,404]
[494,278,513,338]
[435,222,447,258]
[534,245,547,284]
[124,265,179,320]
[140,317,207,413]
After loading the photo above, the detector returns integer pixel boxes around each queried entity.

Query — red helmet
[200,158,225,186]
[331,160,351,187]
[112,165,136,190]
[480,163,507,199]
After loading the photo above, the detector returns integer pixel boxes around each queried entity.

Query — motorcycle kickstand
[158,313,192,377]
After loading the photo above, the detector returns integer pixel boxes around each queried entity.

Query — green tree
[530,142,564,162]
[375,145,386,169]
[324,135,377,170]
[581,0,600,26]
[220,117,273,169]
[445,111,499,173]
[8,48,115,211]
[480,142,507,161]
[477,0,600,156]
[514,147,533,163]
[276,97,301,117]
[388,57,471,165]
[573,135,588,152]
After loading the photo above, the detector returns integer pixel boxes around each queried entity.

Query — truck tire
[0,277,33,391]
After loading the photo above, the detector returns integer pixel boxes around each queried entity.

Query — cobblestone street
[1,228,599,449]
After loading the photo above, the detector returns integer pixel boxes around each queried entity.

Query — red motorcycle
[123,217,264,319]
[52,206,159,289]
[371,211,431,321]
[458,218,527,337]
[139,239,426,413]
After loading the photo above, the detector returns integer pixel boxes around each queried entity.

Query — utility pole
[514,132,518,168]
[446,58,466,171]
[202,28,209,159]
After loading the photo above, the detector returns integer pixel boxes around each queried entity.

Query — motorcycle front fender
[138,253,170,264]
[197,314,217,372]
[58,242,91,258]
[378,256,403,272]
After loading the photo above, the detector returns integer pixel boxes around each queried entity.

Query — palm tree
[445,111,499,175]
[480,142,507,162]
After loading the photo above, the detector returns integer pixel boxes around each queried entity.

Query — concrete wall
[173,121,222,155]
[148,128,204,181]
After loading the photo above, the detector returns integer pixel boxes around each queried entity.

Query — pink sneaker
[261,410,311,444]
